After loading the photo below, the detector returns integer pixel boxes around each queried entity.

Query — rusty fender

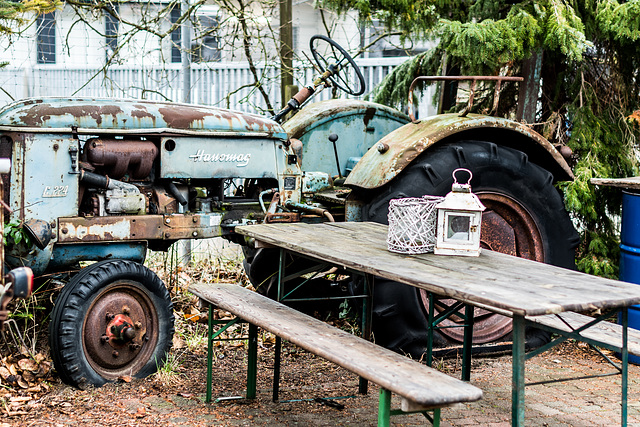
[344,113,573,190]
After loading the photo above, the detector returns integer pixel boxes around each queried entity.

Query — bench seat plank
[526,311,640,356]
[190,282,482,408]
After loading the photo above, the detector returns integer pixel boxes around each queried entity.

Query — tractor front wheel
[49,260,174,387]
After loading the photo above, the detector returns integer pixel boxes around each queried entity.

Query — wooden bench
[190,282,482,427]
[526,311,640,357]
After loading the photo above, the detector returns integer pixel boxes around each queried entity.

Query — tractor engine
[0,98,304,276]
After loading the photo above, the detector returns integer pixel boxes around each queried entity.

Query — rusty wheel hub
[420,192,544,343]
[83,281,158,378]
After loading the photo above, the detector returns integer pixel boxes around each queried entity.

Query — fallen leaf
[22,371,35,382]
[184,313,200,322]
[18,359,38,372]
[119,376,133,383]
[0,367,10,380]
[173,335,186,349]
[17,377,29,389]
[135,407,147,418]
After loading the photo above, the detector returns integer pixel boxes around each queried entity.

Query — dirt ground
[2,335,639,427]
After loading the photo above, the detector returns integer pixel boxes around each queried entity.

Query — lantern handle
[452,168,473,185]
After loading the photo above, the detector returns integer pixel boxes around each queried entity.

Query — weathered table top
[236,221,640,317]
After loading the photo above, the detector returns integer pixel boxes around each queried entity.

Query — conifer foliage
[320,0,640,277]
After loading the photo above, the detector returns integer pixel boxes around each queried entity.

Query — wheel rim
[83,280,159,379]
[419,192,544,343]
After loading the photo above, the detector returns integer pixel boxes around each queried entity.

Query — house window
[105,5,119,61]
[292,26,298,53]
[193,15,220,62]
[170,6,181,63]
[36,12,56,64]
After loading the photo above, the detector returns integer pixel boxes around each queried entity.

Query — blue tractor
[0,36,577,386]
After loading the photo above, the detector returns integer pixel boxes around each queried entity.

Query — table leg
[359,274,374,395]
[427,293,435,367]
[462,304,474,381]
[273,248,285,402]
[277,248,286,301]
[512,315,526,426]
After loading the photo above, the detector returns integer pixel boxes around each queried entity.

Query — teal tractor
[0,36,577,387]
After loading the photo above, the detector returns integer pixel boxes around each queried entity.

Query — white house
[0,1,430,113]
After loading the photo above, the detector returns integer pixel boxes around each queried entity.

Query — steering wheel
[309,35,366,96]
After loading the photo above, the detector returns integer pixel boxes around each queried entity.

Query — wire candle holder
[387,196,443,254]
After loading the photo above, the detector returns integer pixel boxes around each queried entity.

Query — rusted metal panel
[0,98,288,139]
[284,99,410,176]
[301,171,332,194]
[57,213,225,243]
[344,113,574,190]
[49,242,147,269]
[8,131,80,226]
[85,139,158,179]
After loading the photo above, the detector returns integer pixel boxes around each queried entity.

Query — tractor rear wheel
[49,260,174,387]
[363,140,579,356]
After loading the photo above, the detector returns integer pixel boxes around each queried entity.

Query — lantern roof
[436,168,486,212]
[437,190,486,212]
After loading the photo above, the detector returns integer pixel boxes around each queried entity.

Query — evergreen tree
[320,0,640,278]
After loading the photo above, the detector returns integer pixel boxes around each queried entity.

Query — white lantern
[434,168,486,257]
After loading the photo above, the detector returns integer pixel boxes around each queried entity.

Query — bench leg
[432,408,441,427]
[512,314,526,427]
[247,323,258,399]
[273,336,282,402]
[206,304,214,403]
[378,388,391,427]
[379,389,442,427]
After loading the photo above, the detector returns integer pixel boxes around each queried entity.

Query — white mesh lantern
[434,168,486,257]
[387,196,443,254]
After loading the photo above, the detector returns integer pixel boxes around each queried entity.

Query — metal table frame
[271,248,443,426]
[421,296,630,425]
[236,222,639,426]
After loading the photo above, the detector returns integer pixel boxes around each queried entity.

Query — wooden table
[236,221,640,426]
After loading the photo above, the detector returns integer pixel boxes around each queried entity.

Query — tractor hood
[0,98,287,139]
[345,113,573,189]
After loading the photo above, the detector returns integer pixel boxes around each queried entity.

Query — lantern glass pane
[446,214,471,241]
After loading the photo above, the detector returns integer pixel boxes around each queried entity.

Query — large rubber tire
[363,140,579,356]
[49,260,174,388]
